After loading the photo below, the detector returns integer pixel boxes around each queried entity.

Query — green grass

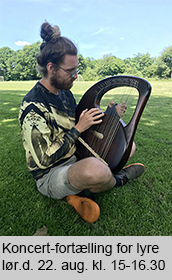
[0,79,172,236]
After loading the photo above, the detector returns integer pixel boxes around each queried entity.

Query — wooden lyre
[75,75,151,174]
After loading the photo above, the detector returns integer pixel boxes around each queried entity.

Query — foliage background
[0,43,172,81]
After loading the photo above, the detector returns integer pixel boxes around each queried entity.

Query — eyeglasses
[59,66,81,78]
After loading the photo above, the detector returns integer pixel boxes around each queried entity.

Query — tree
[4,42,41,81]
[84,57,95,69]
[124,53,155,77]
[96,55,125,78]
[146,64,158,78]
[160,46,172,69]
[0,47,14,79]
[155,46,172,78]
[78,54,87,74]
[6,50,20,80]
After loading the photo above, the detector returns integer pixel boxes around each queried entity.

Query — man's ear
[46,62,56,74]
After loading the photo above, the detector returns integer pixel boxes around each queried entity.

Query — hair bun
[51,25,61,41]
[40,22,61,43]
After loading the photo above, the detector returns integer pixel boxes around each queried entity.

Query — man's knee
[81,157,112,185]
[68,157,114,192]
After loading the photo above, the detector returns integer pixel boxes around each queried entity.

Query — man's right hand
[75,108,104,133]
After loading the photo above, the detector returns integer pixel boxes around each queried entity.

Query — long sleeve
[21,106,80,169]
[19,82,80,179]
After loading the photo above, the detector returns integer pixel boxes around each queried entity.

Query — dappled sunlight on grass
[144,121,160,126]
[3,102,10,105]
[10,107,18,111]
[141,118,160,126]
[1,118,16,123]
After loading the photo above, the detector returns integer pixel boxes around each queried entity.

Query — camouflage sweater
[19,82,80,180]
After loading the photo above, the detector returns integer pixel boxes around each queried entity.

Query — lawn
[0,79,172,236]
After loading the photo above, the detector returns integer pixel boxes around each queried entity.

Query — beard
[50,74,73,91]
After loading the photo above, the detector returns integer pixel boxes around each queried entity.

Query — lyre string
[78,85,137,163]
[96,86,135,160]
[100,107,121,159]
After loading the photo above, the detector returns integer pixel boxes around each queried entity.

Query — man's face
[50,55,79,91]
